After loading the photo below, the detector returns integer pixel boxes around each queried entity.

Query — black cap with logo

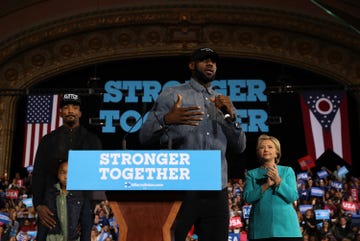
[60,93,81,108]
[190,47,219,62]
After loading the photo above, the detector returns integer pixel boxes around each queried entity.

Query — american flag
[22,95,63,167]
[300,91,352,165]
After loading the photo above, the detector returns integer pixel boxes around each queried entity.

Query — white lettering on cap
[63,94,79,101]
[200,47,214,53]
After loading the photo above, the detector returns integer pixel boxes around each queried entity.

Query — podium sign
[67,150,221,191]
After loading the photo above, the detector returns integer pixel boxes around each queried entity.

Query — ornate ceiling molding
[0,5,359,90]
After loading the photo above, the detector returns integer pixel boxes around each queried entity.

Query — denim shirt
[42,183,91,241]
[139,78,246,188]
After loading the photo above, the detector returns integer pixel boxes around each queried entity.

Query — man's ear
[59,108,64,117]
[188,61,195,70]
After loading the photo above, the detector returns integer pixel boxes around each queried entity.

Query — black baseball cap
[60,93,81,108]
[190,47,219,62]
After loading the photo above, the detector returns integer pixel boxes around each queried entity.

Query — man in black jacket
[32,93,102,241]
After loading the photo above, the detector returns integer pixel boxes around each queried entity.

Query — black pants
[174,188,229,241]
[36,221,47,241]
[250,238,303,241]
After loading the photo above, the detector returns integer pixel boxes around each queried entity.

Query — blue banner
[242,205,252,219]
[338,166,349,177]
[311,187,324,197]
[228,233,240,241]
[315,209,330,220]
[22,198,33,207]
[67,150,221,191]
[299,204,313,214]
[331,181,343,190]
[0,212,10,225]
[317,169,329,179]
[297,172,308,180]
[352,214,360,226]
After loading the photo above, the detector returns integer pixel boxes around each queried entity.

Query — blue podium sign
[67,150,221,191]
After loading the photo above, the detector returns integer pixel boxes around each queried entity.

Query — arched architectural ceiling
[0,0,359,174]
[1,1,359,88]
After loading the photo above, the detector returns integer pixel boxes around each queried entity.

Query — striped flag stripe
[300,91,352,165]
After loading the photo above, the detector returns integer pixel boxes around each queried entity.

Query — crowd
[0,164,359,241]
[227,165,360,241]
[0,170,118,241]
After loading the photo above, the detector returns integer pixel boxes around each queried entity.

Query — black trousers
[250,238,303,241]
[174,188,229,241]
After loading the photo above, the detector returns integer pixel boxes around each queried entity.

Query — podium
[67,150,221,241]
[106,191,184,241]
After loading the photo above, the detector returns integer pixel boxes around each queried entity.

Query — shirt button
[207,114,210,118]
[206,132,210,135]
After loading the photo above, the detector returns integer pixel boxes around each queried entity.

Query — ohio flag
[300,91,351,165]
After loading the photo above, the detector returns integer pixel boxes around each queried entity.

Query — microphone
[153,110,172,149]
[122,116,143,150]
[167,138,173,150]
[122,138,127,150]
[123,104,148,150]
[215,95,233,121]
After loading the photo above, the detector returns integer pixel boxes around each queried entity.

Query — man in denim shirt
[139,47,246,241]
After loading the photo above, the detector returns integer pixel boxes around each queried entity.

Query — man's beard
[64,119,76,127]
[63,116,76,127]
[194,68,215,84]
